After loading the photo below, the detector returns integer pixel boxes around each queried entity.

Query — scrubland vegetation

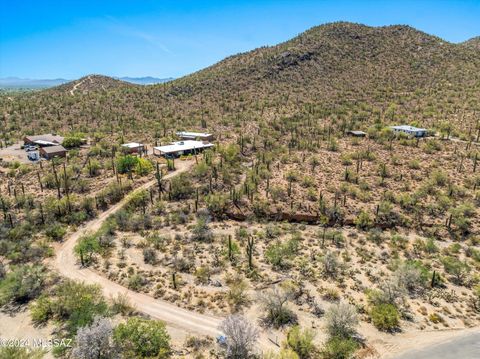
[1,22,479,358]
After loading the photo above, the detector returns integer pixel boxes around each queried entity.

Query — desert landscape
[0,8,479,359]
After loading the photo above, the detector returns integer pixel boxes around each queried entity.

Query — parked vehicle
[27,151,40,161]
[25,145,38,152]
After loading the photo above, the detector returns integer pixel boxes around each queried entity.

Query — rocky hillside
[51,74,135,94]
[462,36,480,51]
[1,22,479,142]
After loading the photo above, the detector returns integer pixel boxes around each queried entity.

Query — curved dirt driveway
[54,160,222,337]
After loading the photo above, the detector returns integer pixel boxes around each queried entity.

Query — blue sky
[1,0,479,79]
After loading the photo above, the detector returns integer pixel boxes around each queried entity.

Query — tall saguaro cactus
[246,236,254,270]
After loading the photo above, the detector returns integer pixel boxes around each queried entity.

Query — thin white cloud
[104,15,171,54]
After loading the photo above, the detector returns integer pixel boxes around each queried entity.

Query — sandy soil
[52,159,224,340]
[0,310,55,358]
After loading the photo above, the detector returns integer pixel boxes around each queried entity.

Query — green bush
[135,158,153,176]
[370,303,399,331]
[45,223,67,241]
[286,325,316,359]
[63,135,84,149]
[321,336,358,359]
[74,234,101,266]
[265,238,299,269]
[0,265,45,306]
[116,155,139,174]
[355,210,373,230]
[31,280,109,335]
[114,317,171,358]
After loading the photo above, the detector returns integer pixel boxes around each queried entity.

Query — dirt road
[70,75,92,95]
[54,160,222,337]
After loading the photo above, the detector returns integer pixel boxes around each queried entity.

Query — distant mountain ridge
[0,76,172,89]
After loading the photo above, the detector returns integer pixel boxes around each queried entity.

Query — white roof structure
[391,125,427,132]
[176,131,212,138]
[154,140,214,155]
[33,139,57,146]
[121,142,144,148]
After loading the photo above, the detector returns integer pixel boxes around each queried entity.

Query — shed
[153,140,214,158]
[24,133,64,146]
[176,131,214,141]
[347,130,367,137]
[121,142,145,154]
[390,125,427,138]
[40,145,67,160]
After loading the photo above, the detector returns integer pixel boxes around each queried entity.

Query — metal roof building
[121,142,145,153]
[390,125,427,137]
[24,133,64,146]
[39,145,67,159]
[153,140,214,157]
[176,131,214,141]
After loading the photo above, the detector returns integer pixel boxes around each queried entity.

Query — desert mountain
[462,36,480,51]
[3,22,480,137]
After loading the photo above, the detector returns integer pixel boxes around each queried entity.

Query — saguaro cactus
[247,236,254,270]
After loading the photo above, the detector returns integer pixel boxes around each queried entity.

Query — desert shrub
[74,234,101,266]
[0,265,45,306]
[191,214,214,242]
[134,157,153,175]
[110,293,135,316]
[30,280,108,335]
[72,316,118,359]
[63,135,84,149]
[366,228,384,244]
[169,173,194,200]
[321,336,358,359]
[285,325,316,359]
[127,274,147,291]
[227,279,249,309]
[0,346,45,359]
[321,251,341,278]
[393,261,428,294]
[116,155,138,174]
[142,247,157,264]
[126,189,149,212]
[370,303,399,331]
[355,210,373,229]
[264,348,300,359]
[441,256,470,285]
[325,303,358,339]
[45,222,67,241]
[205,193,229,218]
[265,238,299,269]
[113,317,171,358]
[219,315,258,359]
[259,286,297,328]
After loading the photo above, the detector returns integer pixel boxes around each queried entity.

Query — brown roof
[41,145,67,154]
[25,133,64,144]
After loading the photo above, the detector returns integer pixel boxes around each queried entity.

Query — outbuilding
[347,130,367,137]
[40,145,67,160]
[390,125,427,138]
[176,131,214,141]
[121,142,145,154]
[24,133,64,147]
[153,140,214,158]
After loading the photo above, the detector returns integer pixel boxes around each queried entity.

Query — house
[176,131,214,141]
[121,142,145,154]
[40,145,67,160]
[347,130,367,137]
[390,125,427,138]
[153,140,214,158]
[24,133,64,147]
